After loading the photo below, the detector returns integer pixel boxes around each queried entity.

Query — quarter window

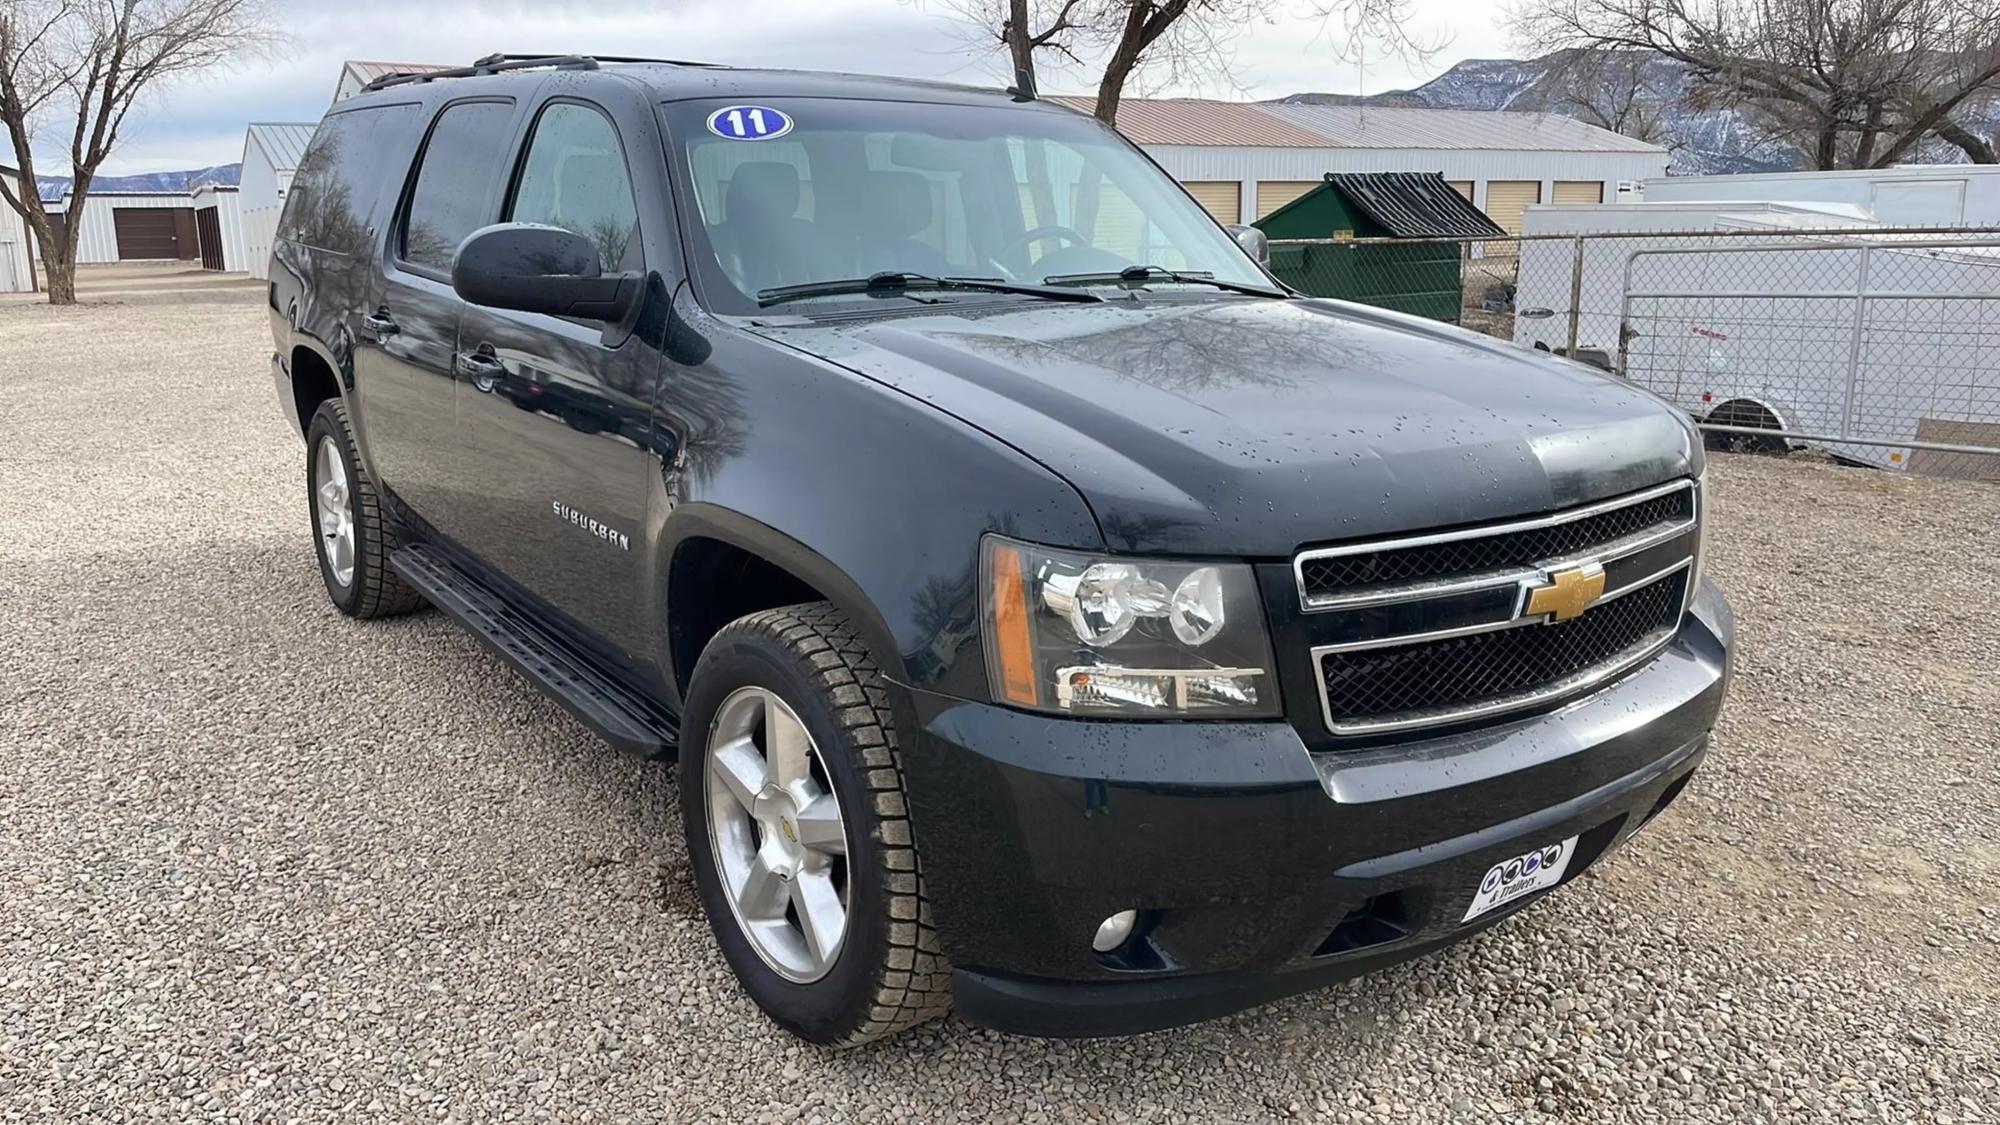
[508,103,641,272]
[401,100,516,272]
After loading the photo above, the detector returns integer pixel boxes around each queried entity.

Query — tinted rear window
[400,100,516,272]
[278,104,420,254]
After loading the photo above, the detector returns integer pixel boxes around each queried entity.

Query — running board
[391,544,679,757]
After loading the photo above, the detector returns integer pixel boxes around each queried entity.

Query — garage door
[1180,181,1240,224]
[1447,180,1473,201]
[1482,181,1541,235]
[112,208,186,259]
[1255,181,1320,220]
[1553,181,1603,206]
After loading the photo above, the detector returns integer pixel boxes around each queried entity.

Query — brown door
[172,208,198,260]
[112,208,184,259]
[194,207,225,270]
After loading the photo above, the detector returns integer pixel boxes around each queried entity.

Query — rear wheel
[680,603,951,1045]
[304,398,424,619]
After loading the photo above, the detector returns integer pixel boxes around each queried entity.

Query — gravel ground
[2,294,1997,1124]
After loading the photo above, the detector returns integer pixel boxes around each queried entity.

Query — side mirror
[1225,223,1270,268]
[451,223,640,322]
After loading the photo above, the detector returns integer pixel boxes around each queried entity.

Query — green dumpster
[1254,172,1505,325]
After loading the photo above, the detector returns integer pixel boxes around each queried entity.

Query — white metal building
[191,182,247,271]
[1050,97,1669,233]
[1,164,34,294]
[36,189,199,263]
[333,60,446,103]
[240,122,317,279]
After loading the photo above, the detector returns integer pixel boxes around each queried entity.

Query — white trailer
[1641,164,2000,228]
[1511,201,2000,473]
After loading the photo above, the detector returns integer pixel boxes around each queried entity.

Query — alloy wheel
[704,686,850,983]
[314,436,355,587]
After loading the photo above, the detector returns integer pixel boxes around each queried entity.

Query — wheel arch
[662,504,905,703]
[1702,395,1794,438]
[288,341,344,435]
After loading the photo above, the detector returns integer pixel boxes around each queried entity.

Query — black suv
[268,53,1734,1044]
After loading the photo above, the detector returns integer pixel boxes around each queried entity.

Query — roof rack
[360,52,717,93]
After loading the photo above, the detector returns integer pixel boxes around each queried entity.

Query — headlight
[981,535,1278,717]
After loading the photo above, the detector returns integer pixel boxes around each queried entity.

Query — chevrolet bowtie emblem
[1524,563,1607,622]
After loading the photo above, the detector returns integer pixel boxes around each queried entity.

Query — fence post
[1840,244,1872,439]
[1565,235,1586,355]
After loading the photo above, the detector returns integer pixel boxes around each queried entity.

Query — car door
[350,95,521,534]
[453,98,662,658]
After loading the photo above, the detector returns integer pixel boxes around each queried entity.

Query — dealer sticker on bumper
[1462,836,1579,922]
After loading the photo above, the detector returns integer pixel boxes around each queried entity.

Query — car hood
[753,297,1698,556]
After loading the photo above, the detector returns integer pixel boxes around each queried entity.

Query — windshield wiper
[1042,265,1285,298]
[757,271,1104,307]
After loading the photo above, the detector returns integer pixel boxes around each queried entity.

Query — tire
[304,398,425,619]
[679,603,950,1045]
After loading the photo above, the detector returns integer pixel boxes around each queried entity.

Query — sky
[13,0,1515,176]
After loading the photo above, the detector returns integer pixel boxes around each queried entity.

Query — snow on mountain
[1277,51,1999,176]
[35,162,241,202]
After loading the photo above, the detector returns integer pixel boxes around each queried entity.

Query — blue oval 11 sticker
[707,105,793,141]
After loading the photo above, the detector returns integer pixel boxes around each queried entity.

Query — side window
[507,102,640,272]
[279,104,420,254]
[400,100,516,273]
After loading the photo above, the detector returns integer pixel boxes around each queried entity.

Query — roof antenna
[1007,64,1037,102]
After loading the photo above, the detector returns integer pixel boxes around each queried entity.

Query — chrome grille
[1319,572,1685,729]
[1298,487,1694,602]
[1297,479,1700,736]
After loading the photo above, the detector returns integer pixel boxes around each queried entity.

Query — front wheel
[679,603,950,1045]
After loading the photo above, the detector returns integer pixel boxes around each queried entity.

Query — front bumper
[897,578,1733,1038]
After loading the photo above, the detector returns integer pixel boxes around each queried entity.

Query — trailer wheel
[1703,399,1788,455]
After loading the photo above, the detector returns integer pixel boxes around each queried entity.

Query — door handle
[362,310,398,337]
[455,348,504,380]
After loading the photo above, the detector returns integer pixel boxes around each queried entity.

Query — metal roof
[245,123,319,172]
[1324,172,1506,237]
[1046,96,1333,147]
[1258,103,1665,154]
[343,60,450,85]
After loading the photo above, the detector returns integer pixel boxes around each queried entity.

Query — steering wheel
[999,225,1090,269]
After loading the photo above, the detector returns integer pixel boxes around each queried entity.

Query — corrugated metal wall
[1147,144,1668,236]
[1,205,31,293]
[35,192,192,263]
[1146,145,1666,186]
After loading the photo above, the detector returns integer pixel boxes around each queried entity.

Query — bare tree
[1509,0,2000,169]
[1541,47,1675,148]
[0,0,269,304]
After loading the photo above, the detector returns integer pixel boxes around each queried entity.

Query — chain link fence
[1266,227,2000,482]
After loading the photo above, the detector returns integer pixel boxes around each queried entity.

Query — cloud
[21,0,1504,174]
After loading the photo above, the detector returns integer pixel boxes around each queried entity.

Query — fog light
[1092,909,1139,953]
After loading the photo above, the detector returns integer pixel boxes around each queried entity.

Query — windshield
[662,96,1272,314]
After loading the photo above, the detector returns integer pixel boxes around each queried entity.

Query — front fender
[648,306,1103,703]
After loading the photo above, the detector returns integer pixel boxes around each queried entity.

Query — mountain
[1278,51,2000,176]
[35,162,240,202]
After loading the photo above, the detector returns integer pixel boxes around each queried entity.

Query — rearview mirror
[1225,223,1270,268]
[451,223,640,322]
